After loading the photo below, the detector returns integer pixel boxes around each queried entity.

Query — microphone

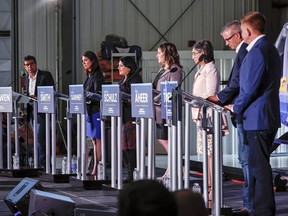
[169,67,178,73]
[176,54,206,90]
[156,67,178,82]
[7,72,26,86]
[55,70,72,86]
[103,75,111,80]
[129,67,142,78]
[153,66,181,102]
[168,54,206,109]
[119,67,142,84]
[135,67,142,74]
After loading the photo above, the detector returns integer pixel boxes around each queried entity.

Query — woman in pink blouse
[191,40,220,203]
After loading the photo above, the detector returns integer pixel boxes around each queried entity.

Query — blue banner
[102,84,120,116]
[37,86,55,113]
[0,87,12,113]
[69,85,85,114]
[160,81,178,120]
[131,83,153,118]
[275,22,288,126]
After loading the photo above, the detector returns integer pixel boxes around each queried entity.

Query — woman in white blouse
[191,40,220,203]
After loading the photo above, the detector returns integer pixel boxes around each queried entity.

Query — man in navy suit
[208,20,249,214]
[226,12,281,216]
[24,55,55,168]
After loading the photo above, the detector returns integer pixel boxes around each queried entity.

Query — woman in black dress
[118,56,142,182]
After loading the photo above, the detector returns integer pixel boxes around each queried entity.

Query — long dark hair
[119,56,137,74]
[81,50,100,74]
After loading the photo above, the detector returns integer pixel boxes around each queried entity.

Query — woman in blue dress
[82,51,105,176]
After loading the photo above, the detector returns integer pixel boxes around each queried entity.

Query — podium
[36,86,86,183]
[131,83,155,180]
[36,86,71,183]
[0,88,40,177]
[101,84,124,190]
[69,85,110,189]
[174,89,232,216]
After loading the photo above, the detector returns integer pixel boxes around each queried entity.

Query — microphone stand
[54,70,72,88]
[175,54,205,90]
[169,54,206,190]
[7,73,26,88]
[153,67,179,103]
[172,54,205,125]
[25,112,30,167]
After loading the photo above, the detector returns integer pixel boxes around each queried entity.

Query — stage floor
[0,154,287,216]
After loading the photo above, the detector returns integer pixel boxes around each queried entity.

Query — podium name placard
[69,85,85,114]
[161,81,178,120]
[131,83,154,118]
[0,87,12,113]
[102,84,120,116]
[38,86,55,113]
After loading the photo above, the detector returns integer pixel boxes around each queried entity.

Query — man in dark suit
[226,12,281,216]
[24,55,55,168]
[208,20,249,215]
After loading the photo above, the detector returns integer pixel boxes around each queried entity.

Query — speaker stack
[4,177,43,216]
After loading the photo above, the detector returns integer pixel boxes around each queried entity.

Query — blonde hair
[240,11,266,34]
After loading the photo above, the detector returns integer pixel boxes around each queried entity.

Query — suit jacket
[25,69,55,120]
[25,69,55,97]
[217,43,248,105]
[233,36,282,131]
[153,64,183,124]
[84,68,105,115]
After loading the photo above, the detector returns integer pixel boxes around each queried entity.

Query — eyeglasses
[24,62,35,67]
[192,51,201,56]
[223,33,237,42]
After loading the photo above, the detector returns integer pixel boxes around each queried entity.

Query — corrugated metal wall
[76,0,259,54]
[17,0,56,77]
[73,0,260,82]
[0,0,12,87]
[14,0,261,83]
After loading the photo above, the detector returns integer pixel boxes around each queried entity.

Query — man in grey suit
[208,20,249,215]
[24,55,55,168]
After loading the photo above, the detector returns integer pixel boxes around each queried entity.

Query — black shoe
[232,208,250,216]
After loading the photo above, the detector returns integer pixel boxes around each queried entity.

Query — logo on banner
[69,85,85,114]
[37,86,55,113]
[103,92,118,103]
[275,22,288,126]
[0,87,12,113]
[0,94,11,101]
[102,84,120,116]
[161,81,178,120]
[131,83,153,118]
